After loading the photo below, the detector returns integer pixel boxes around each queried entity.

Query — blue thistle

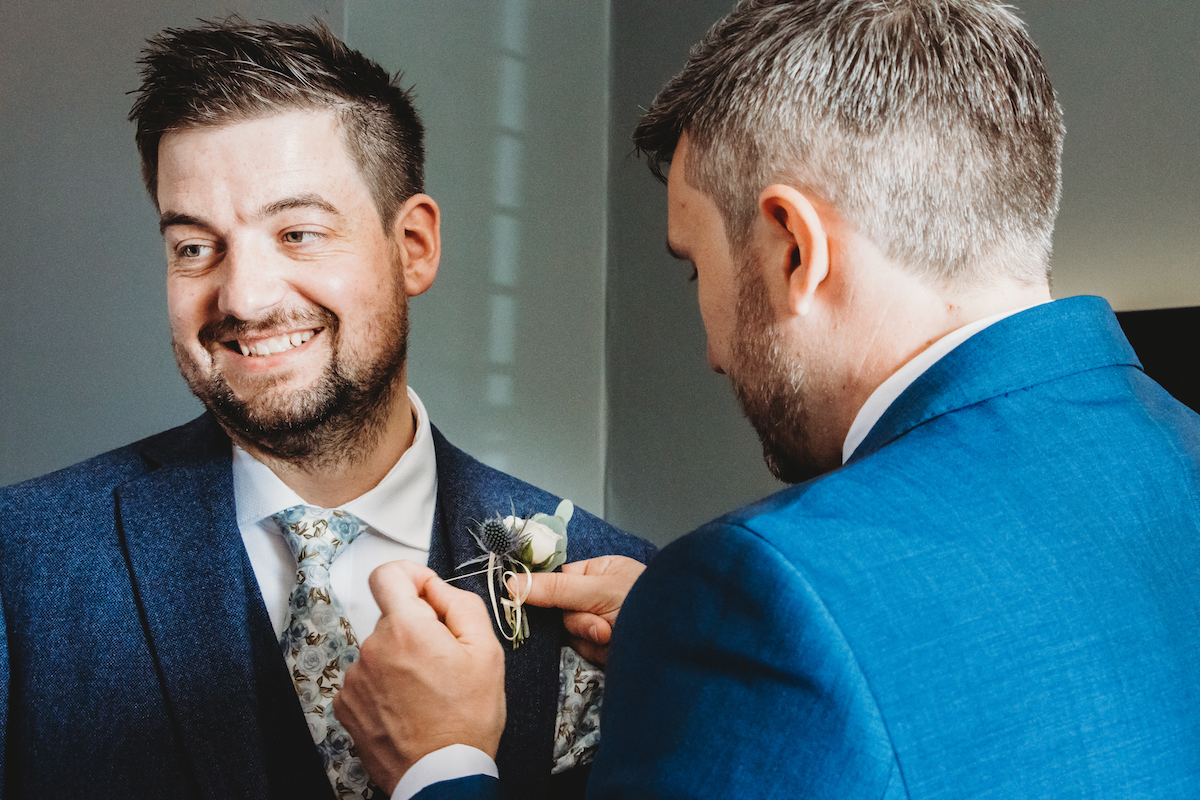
[478,516,520,556]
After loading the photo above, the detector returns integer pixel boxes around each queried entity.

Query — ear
[391,193,441,297]
[757,185,829,318]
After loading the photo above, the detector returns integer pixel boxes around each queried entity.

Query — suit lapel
[118,416,332,799]
[430,429,560,799]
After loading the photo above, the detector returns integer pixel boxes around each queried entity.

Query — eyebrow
[159,211,206,235]
[159,193,342,235]
[260,193,342,219]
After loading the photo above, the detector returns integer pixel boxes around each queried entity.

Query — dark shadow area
[1117,307,1199,413]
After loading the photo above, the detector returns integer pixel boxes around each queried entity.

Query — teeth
[237,329,316,357]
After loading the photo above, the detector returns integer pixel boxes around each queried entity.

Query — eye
[178,243,212,259]
[282,230,322,244]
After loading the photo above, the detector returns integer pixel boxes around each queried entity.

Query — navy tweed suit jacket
[0,418,654,799]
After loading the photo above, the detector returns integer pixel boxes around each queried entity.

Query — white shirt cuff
[390,744,499,800]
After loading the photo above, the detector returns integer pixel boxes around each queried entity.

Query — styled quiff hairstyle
[130,17,424,226]
[634,0,1065,286]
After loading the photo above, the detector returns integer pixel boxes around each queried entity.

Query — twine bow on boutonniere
[451,499,572,648]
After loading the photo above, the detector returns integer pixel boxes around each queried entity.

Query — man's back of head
[635,0,1064,289]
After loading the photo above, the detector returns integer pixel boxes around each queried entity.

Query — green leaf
[530,512,567,537]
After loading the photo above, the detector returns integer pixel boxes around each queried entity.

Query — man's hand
[334,560,506,794]
[520,555,646,666]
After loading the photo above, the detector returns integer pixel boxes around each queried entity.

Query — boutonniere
[455,499,572,648]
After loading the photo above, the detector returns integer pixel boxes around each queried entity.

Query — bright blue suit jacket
[0,419,654,799]
[418,296,1200,799]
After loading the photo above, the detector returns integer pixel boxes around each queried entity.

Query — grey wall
[3,1,1197,545]
[346,0,611,515]
[1022,1,1200,309]
[604,0,781,543]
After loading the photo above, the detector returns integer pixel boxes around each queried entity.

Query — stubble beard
[173,297,408,471]
[727,260,828,484]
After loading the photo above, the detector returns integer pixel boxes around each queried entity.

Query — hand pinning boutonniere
[457,499,572,648]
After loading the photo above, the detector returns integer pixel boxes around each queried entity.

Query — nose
[216,240,287,321]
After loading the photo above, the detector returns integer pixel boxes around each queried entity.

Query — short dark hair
[634,0,1065,286]
[130,17,425,226]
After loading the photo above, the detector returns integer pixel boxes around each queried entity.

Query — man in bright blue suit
[335,1,1200,797]
[0,19,653,800]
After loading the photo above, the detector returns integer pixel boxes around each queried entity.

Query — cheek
[166,280,205,338]
[695,283,734,372]
[698,281,734,341]
[304,260,393,307]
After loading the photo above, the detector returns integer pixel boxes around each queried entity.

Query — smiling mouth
[226,328,321,357]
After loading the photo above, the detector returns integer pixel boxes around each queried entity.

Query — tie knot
[273,505,367,569]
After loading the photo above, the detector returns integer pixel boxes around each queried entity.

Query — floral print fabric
[552,646,605,774]
[274,506,379,799]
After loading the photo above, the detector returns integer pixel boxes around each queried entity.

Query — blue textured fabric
[583,296,1200,799]
[0,420,654,799]
[413,774,504,800]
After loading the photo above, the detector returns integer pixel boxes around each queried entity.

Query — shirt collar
[232,386,437,552]
[842,304,1042,464]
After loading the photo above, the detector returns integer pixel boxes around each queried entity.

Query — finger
[559,558,592,576]
[521,571,611,612]
[565,636,608,668]
[421,574,501,644]
[369,560,439,618]
[561,555,642,577]
[563,610,611,646]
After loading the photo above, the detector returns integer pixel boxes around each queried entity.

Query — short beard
[174,301,408,471]
[726,264,826,484]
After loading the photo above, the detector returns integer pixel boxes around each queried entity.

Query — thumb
[369,560,440,619]
[421,572,499,644]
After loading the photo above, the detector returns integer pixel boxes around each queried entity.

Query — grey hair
[634,0,1064,286]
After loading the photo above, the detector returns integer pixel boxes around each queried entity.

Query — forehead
[155,109,366,213]
[666,135,725,251]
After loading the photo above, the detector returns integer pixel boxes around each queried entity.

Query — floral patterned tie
[274,505,378,799]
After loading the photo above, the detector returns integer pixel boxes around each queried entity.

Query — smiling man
[335,1,1200,797]
[158,110,426,505]
[0,18,652,800]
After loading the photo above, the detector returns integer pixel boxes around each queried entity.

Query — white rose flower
[304,564,331,589]
[523,518,563,565]
[339,757,372,790]
[307,712,328,743]
[308,602,338,631]
[296,643,327,677]
[296,683,323,713]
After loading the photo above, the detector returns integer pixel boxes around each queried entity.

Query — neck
[236,387,418,508]
[824,268,1052,460]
